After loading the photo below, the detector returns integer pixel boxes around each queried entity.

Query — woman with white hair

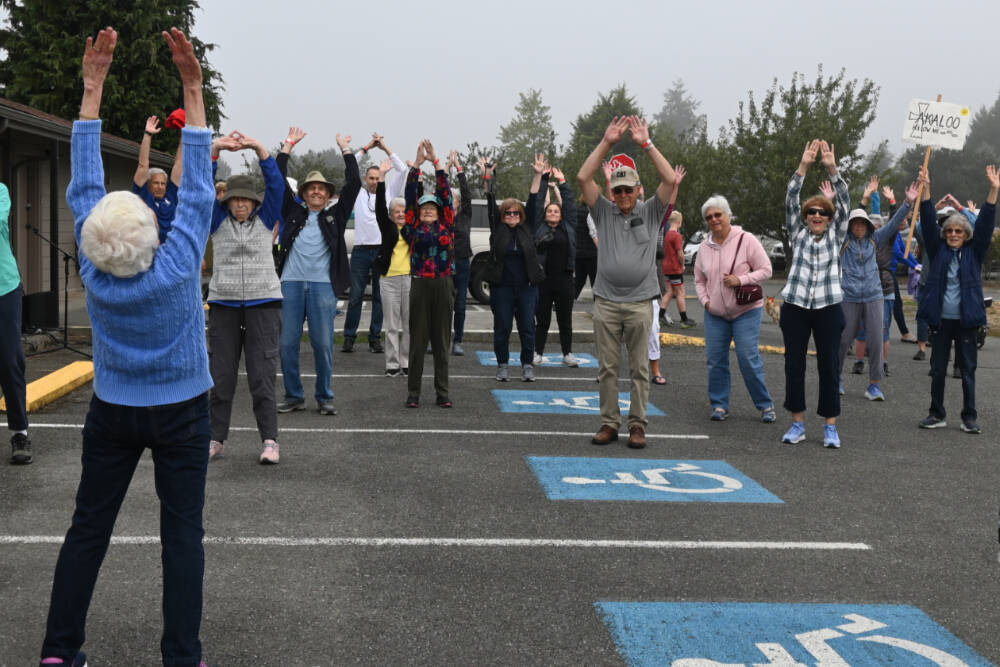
[39,27,218,667]
[132,114,183,244]
[916,165,998,434]
[374,159,412,376]
[694,194,775,423]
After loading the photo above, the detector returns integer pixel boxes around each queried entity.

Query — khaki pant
[593,296,653,429]
[407,276,453,399]
[380,274,411,371]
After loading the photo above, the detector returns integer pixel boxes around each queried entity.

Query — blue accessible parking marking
[493,390,664,416]
[527,457,781,503]
[595,602,993,666]
[475,351,597,367]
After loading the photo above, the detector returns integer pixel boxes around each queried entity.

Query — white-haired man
[132,114,183,244]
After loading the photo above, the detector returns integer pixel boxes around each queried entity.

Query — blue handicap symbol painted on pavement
[595,602,993,666]
[527,457,781,503]
[493,390,664,416]
[475,351,598,367]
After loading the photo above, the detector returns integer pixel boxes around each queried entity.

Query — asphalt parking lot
[1,292,999,665]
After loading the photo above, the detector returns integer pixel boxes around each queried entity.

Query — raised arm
[133,115,160,187]
[821,142,850,237]
[332,133,360,221]
[170,140,183,187]
[971,165,999,257]
[552,167,576,232]
[577,116,629,209]
[241,135,283,231]
[628,116,676,205]
[374,160,396,242]
[163,28,205,129]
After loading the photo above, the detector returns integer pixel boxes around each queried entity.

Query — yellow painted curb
[0,361,94,413]
[659,332,814,356]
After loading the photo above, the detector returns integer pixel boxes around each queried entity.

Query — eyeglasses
[944,228,966,235]
[503,210,521,217]
[612,186,635,195]
[705,212,725,221]
[804,208,832,218]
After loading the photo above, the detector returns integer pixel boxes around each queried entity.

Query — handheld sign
[902,99,971,150]
[608,153,637,171]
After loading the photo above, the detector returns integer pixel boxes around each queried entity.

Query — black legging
[891,274,910,336]
[536,272,575,355]
[574,256,597,298]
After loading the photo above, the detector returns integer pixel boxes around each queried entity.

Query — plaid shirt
[780,171,850,309]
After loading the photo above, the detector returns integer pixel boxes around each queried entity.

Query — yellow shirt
[386,233,411,277]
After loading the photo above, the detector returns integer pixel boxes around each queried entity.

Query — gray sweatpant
[839,299,884,383]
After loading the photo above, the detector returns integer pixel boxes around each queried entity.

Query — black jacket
[453,170,473,259]
[275,152,361,297]
[373,181,401,276]
[533,173,577,274]
[482,179,544,285]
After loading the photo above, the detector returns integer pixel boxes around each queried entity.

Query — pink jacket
[694,226,772,320]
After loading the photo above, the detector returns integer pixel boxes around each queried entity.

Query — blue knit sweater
[68,121,214,406]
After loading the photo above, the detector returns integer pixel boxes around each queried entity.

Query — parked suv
[683,229,785,271]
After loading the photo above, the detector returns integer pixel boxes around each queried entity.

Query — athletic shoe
[563,353,580,367]
[496,364,509,382]
[10,432,32,465]
[451,342,464,356]
[532,353,544,366]
[341,337,355,353]
[710,408,729,421]
[760,408,776,424]
[781,421,806,444]
[883,362,890,377]
[39,653,87,666]
[864,384,885,401]
[522,364,536,382]
[259,440,279,465]
[661,314,675,327]
[369,338,384,353]
[277,398,305,413]
[952,366,962,379]
[913,349,926,361]
[678,318,697,328]
[209,440,224,461]
[851,360,864,374]
[839,380,844,395]
[960,420,981,434]
[317,400,338,416]
[385,368,400,377]
[823,424,841,449]
[919,415,947,429]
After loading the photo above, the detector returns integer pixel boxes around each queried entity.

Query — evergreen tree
[495,89,557,199]
[653,79,707,142]
[0,0,225,151]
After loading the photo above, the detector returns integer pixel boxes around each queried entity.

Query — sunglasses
[705,212,725,221]
[503,210,521,217]
[944,228,966,235]
[805,207,832,218]
[612,186,635,195]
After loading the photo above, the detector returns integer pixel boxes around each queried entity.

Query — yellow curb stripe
[659,332,815,356]
[0,361,94,413]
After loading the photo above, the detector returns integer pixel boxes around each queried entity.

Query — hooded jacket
[839,213,898,303]
[694,226,772,320]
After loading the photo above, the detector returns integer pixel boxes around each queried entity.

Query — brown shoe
[627,425,646,449]
[591,425,619,445]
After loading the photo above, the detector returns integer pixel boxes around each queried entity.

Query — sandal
[652,375,667,385]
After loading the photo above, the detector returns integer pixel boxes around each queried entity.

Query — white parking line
[0,535,870,550]
[26,423,709,440]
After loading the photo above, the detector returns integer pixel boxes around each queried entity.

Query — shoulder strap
[728,233,745,274]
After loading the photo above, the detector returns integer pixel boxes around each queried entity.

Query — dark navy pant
[0,284,27,431]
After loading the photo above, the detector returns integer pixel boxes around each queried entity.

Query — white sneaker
[533,353,544,366]
[259,440,279,465]
[563,353,580,367]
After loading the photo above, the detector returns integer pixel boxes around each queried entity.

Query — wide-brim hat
[298,171,336,198]
[608,166,640,190]
[221,175,262,205]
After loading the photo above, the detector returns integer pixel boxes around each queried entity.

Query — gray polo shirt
[589,194,666,302]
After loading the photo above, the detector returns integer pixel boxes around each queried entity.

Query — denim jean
[452,257,471,343]
[42,393,210,667]
[280,280,336,402]
[343,245,382,340]
[928,318,977,421]
[491,283,538,366]
[704,308,773,412]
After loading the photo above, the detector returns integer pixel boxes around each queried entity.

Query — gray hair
[940,213,973,241]
[147,167,167,180]
[80,191,159,277]
[389,197,406,215]
[701,195,732,221]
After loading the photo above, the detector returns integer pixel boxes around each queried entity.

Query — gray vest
[208,215,282,302]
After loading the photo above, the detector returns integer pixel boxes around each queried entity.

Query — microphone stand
[25,223,91,359]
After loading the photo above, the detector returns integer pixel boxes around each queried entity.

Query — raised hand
[212,135,241,154]
[162,27,202,87]
[144,116,161,135]
[819,180,835,199]
[532,152,549,174]
[602,116,630,144]
[904,181,920,204]
[800,140,820,166]
[82,27,118,90]
[819,140,837,173]
[863,175,879,198]
[286,126,306,145]
[627,116,651,145]
[674,165,687,185]
[918,167,931,196]
[335,133,352,152]
[967,199,977,210]
[601,161,613,182]
[379,158,392,178]
[987,165,999,190]
[422,139,437,164]
[550,166,565,182]
[414,142,427,166]
[934,195,950,211]
[881,185,895,201]
[448,150,459,171]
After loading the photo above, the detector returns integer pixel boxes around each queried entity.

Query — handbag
[729,233,764,305]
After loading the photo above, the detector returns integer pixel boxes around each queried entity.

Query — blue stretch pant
[280,280,336,402]
[0,284,27,431]
[928,318,977,421]
[452,257,471,343]
[343,245,382,340]
[491,284,538,366]
[42,393,210,667]
[704,307,773,412]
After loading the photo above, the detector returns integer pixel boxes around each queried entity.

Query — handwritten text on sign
[902,99,971,150]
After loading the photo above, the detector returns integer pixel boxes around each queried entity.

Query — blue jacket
[839,214,898,303]
[916,199,995,328]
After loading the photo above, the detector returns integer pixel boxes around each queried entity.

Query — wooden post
[904,94,943,258]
